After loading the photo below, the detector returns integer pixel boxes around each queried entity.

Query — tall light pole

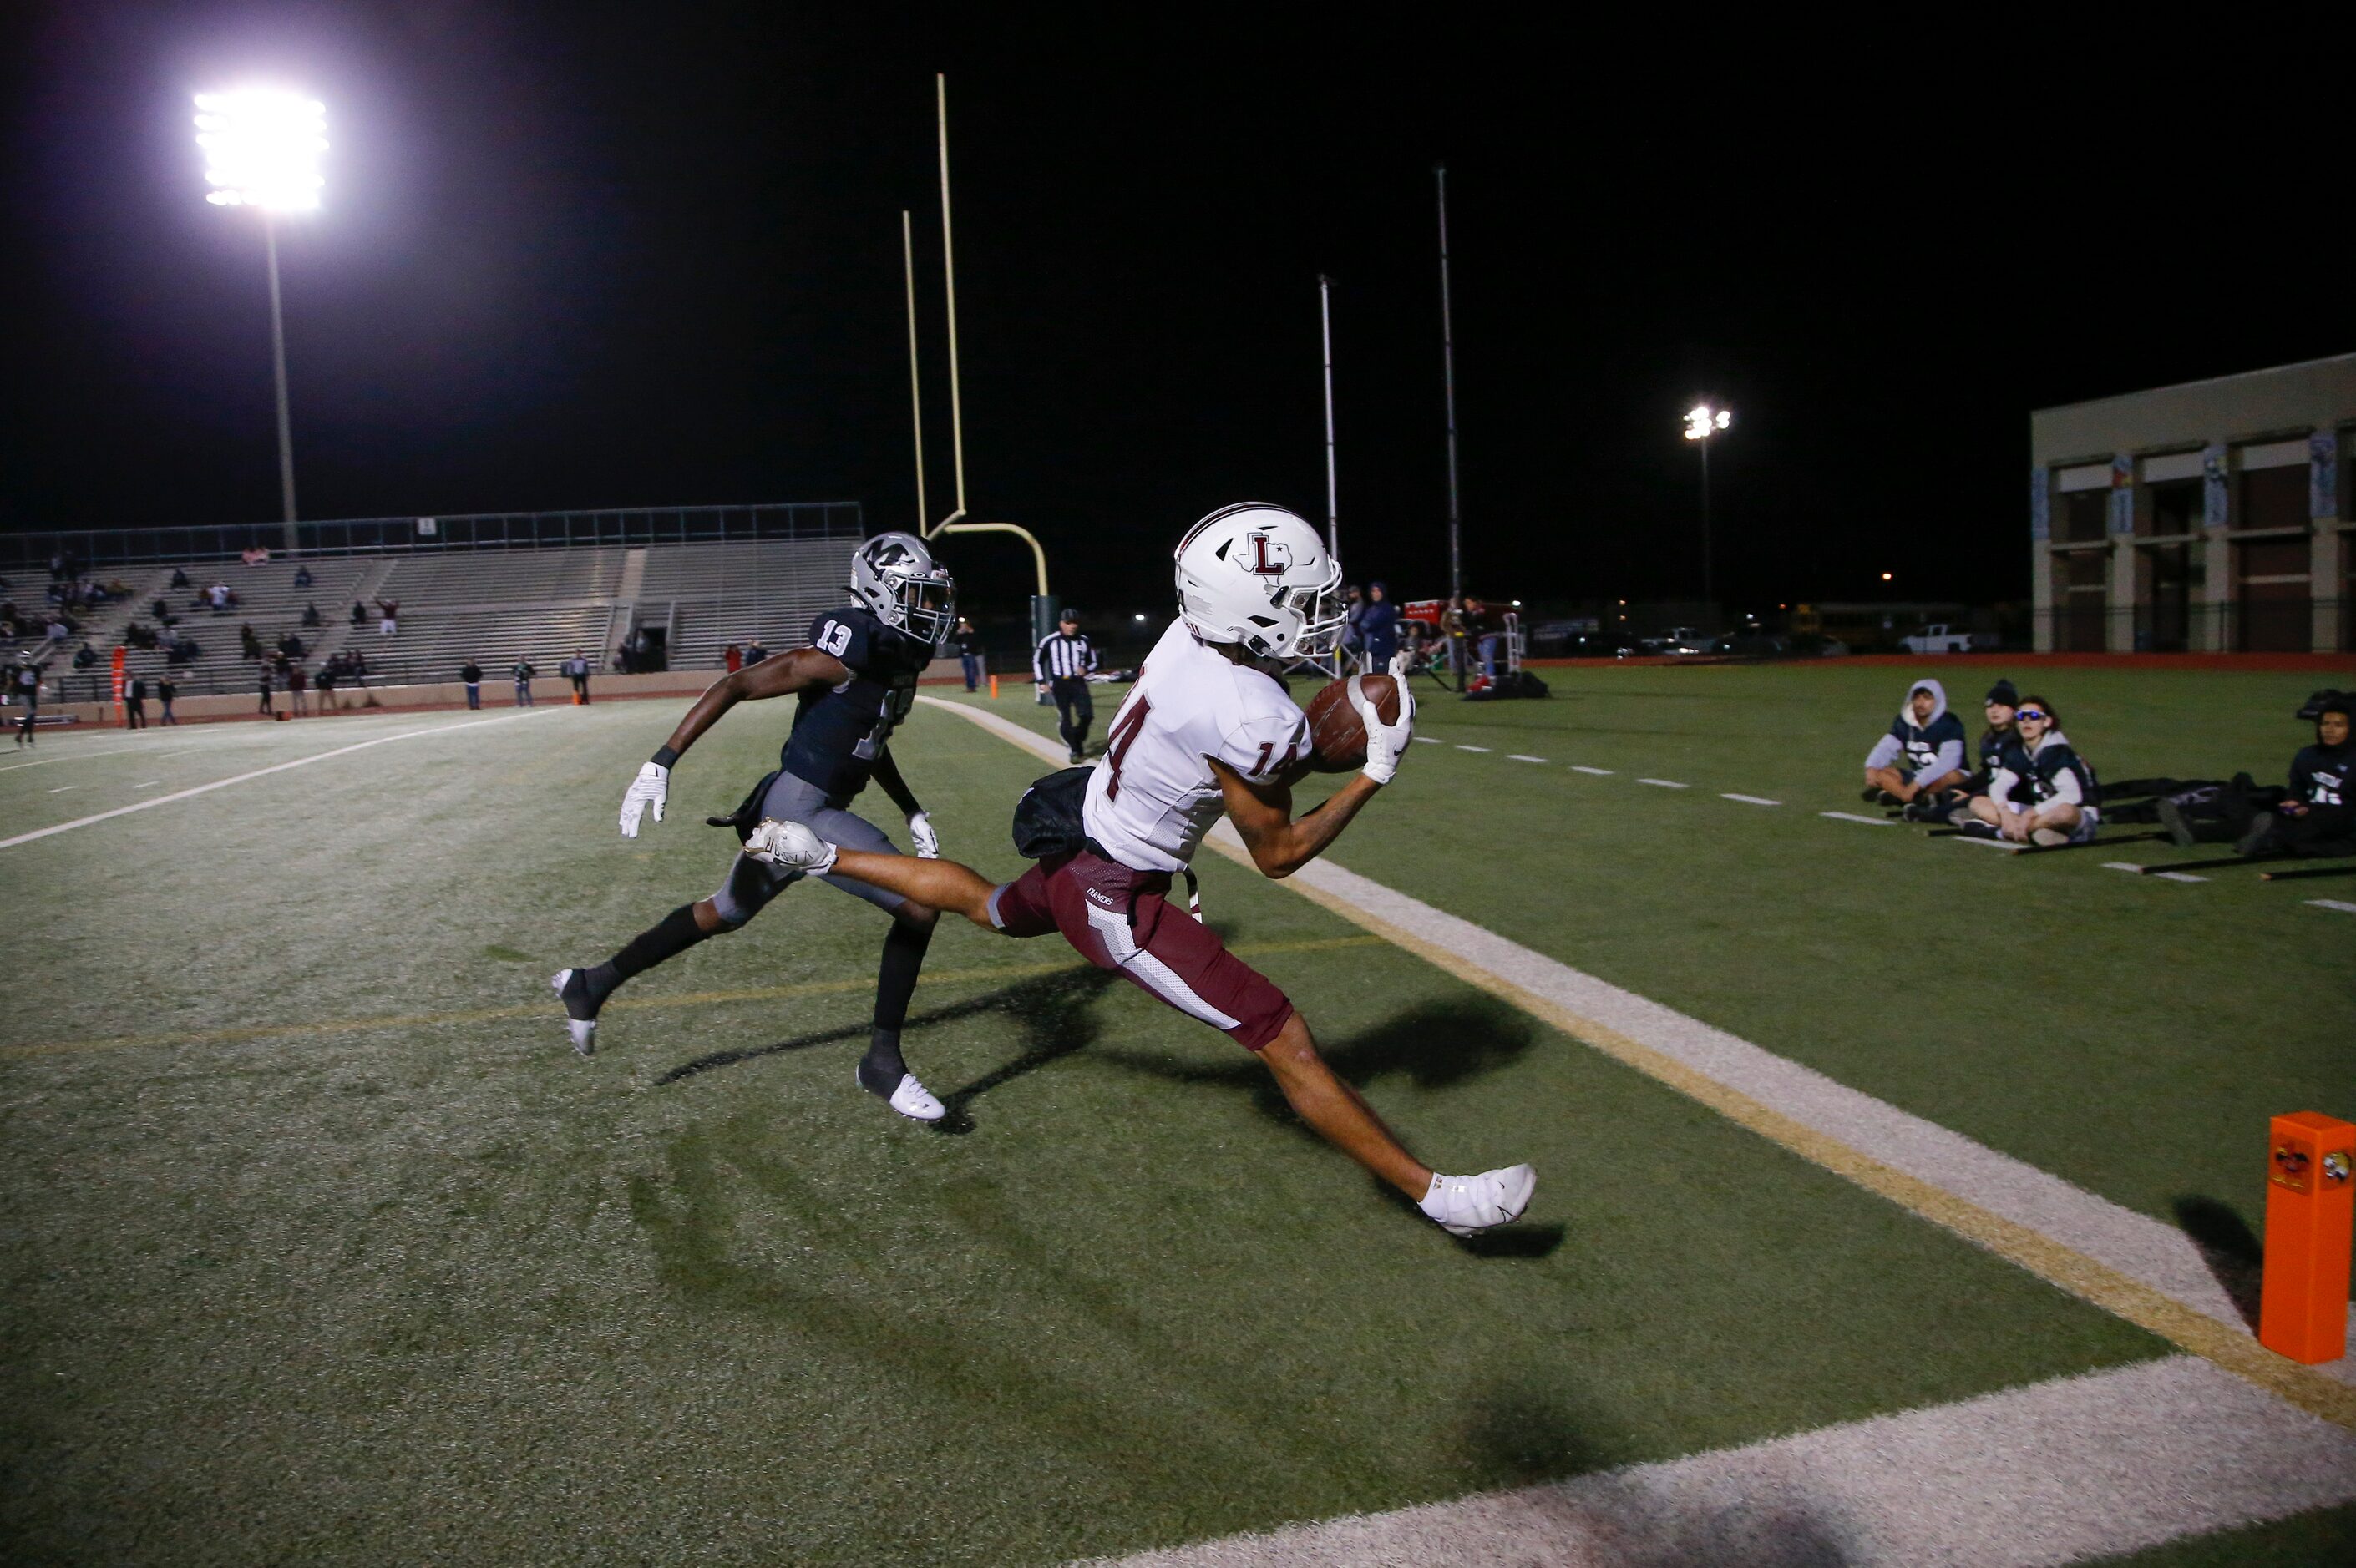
[195,89,326,549]
[1683,401,1731,609]
[1435,165,1464,608]
[1318,274,1339,560]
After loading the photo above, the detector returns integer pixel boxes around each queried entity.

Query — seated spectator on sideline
[1969,695,2099,846]
[2232,694,2353,859]
[1862,678,1966,809]
[1943,680,2026,825]
[301,601,321,628]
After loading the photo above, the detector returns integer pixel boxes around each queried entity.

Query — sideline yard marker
[2260,1113,2355,1365]
[1568,765,1612,775]
[1720,792,1780,806]
[2151,872,2210,884]
[1820,811,1895,826]
[1507,754,1547,763]
[1636,778,1687,789]
[1456,745,1491,752]
[2309,900,2356,915]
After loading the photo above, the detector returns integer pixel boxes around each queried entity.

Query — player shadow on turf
[2171,1194,2264,1330]
[1091,994,1568,1257]
[654,968,1122,1135]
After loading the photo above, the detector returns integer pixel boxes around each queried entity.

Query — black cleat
[2156,797,2196,848]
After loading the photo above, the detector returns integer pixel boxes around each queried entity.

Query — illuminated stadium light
[195,90,327,210]
[1682,403,1731,441]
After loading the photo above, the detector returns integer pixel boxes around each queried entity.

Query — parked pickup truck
[1898,623,1988,654]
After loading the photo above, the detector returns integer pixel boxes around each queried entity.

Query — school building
[2029,352,2354,653]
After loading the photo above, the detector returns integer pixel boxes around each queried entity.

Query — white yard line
[1411,736,1441,745]
[1506,754,1547,763]
[1455,744,1492,752]
[2307,899,2356,914]
[0,746,149,773]
[1075,1354,2356,1568]
[1568,765,1612,776]
[1720,792,1780,806]
[919,695,2356,1414]
[46,786,76,793]
[2101,862,2147,873]
[1819,811,1895,826]
[2151,871,2209,884]
[134,781,159,789]
[0,710,553,852]
[1636,777,1688,789]
[1946,836,2016,852]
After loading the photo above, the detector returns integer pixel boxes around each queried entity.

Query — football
[1304,674,1401,771]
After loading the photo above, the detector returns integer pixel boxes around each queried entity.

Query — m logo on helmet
[1244,533,1290,576]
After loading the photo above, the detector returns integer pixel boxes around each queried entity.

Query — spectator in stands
[743,635,769,666]
[460,659,484,710]
[294,564,313,588]
[563,649,591,704]
[277,630,305,660]
[241,623,262,660]
[1862,678,1967,808]
[377,599,399,636]
[347,648,368,686]
[351,600,367,625]
[287,660,309,716]
[1970,696,2100,846]
[301,602,321,628]
[954,617,984,690]
[170,567,191,589]
[72,642,96,670]
[612,640,631,675]
[723,641,742,673]
[45,615,68,647]
[156,675,177,726]
[209,582,232,612]
[150,595,170,622]
[125,674,148,729]
[512,659,535,706]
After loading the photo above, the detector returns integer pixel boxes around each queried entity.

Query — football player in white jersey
[741,503,1535,1237]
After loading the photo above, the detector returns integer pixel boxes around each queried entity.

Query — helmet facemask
[887,573,955,650]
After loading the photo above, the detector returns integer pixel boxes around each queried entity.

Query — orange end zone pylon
[2260,1110,2354,1364]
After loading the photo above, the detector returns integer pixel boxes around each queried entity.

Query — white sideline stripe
[1637,777,1688,789]
[1507,754,1547,763]
[1075,1355,2356,1568]
[2151,872,2209,883]
[2101,862,2147,873]
[1820,811,1894,826]
[1720,792,1780,806]
[2307,899,2356,914]
[1948,837,2016,852]
[1568,765,1612,776]
[917,697,2356,1375]
[1411,736,1441,745]
[1456,744,1492,752]
[0,746,150,773]
[47,787,75,793]
[0,711,553,852]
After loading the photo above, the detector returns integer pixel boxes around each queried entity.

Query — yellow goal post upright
[909,75,1058,678]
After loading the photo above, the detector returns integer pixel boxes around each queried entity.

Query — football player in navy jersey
[552,533,959,1122]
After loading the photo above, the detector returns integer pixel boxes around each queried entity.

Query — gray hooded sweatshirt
[1863,678,1966,780]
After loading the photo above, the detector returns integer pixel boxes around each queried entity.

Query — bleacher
[639,539,858,670]
[22,531,864,701]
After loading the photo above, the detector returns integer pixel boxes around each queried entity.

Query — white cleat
[550,969,597,1057]
[874,1069,945,1123]
[1420,1164,1537,1236]
[745,817,838,874]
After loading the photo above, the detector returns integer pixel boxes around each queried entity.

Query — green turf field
[1,662,2349,1565]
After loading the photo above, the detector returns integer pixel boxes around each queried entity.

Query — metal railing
[0,502,863,572]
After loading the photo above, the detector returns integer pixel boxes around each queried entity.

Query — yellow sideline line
[0,937,1381,1060]
[918,695,2356,1433]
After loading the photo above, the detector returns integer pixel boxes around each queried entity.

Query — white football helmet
[1172,503,1346,659]
[849,531,956,650]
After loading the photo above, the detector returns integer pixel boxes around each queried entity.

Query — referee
[1034,609,1098,763]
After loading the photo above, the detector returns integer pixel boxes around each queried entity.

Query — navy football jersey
[780,607,934,799]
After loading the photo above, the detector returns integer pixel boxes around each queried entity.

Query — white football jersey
[1082,617,1309,873]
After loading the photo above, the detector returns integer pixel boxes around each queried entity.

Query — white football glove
[618,761,669,838]
[744,818,838,874]
[1350,655,1417,786]
[907,810,940,860]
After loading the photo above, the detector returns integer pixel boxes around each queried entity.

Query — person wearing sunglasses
[1970,695,2099,845]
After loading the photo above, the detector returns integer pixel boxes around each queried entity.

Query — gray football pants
[709,771,909,925]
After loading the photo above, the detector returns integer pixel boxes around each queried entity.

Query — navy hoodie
[1863,679,1967,780]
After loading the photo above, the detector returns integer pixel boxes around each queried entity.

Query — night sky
[3,4,2344,622]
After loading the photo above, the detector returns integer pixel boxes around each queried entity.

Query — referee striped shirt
[1033,630,1097,682]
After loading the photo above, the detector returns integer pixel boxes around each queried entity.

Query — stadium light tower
[195,89,326,545]
[1682,402,1731,608]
